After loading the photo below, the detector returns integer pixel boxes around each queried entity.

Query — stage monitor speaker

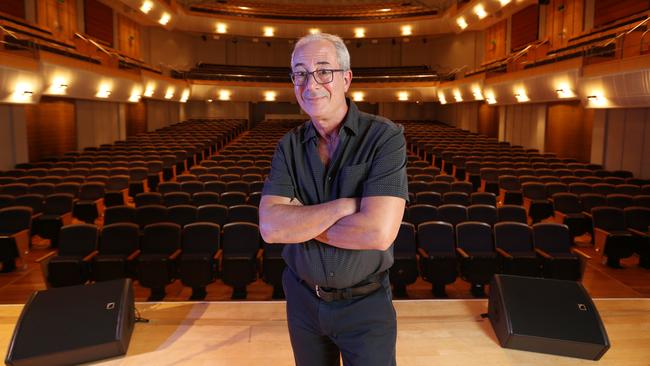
[5,279,135,366]
[487,275,610,360]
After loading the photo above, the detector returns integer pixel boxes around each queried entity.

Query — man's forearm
[260,198,357,244]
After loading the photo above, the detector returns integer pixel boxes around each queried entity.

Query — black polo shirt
[262,99,408,289]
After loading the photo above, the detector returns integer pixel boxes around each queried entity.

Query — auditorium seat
[0,195,15,209]
[136,205,169,229]
[262,239,287,299]
[180,222,222,300]
[164,192,192,207]
[104,175,130,207]
[442,192,469,206]
[0,206,32,272]
[15,194,44,216]
[33,193,74,248]
[498,175,523,205]
[205,181,227,194]
[46,224,98,287]
[497,205,528,224]
[634,195,650,208]
[158,181,181,195]
[623,207,650,268]
[417,221,457,297]
[73,182,105,223]
[92,223,140,281]
[437,204,468,226]
[415,192,442,206]
[592,207,638,268]
[522,182,553,223]
[227,205,258,224]
[533,223,589,281]
[390,222,419,298]
[104,205,137,226]
[181,181,205,195]
[168,205,198,227]
[456,221,498,297]
[247,192,262,206]
[470,192,497,206]
[221,222,261,299]
[552,193,593,240]
[606,194,634,209]
[494,222,541,277]
[135,192,163,207]
[580,193,606,212]
[220,192,247,207]
[192,192,220,206]
[29,183,54,197]
[468,204,498,226]
[137,222,182,300]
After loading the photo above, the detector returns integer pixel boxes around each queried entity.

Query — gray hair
[291,33,350,70]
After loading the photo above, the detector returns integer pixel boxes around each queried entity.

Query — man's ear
[343,70,352,92]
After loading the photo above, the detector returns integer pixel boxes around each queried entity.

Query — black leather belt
[302,271,386,302]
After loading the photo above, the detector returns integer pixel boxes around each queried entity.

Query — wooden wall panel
[545,0,585,50]
[84,0,113,46]
[484,20,507,63]
[545,101,592,162]
[36,0,77,41]
[594,0,650,28]
[511,4,539,51]
[24,97,76,162]
[478,103,499,138]
[126,101,147,137]
[0,1,26,19]
[117,14,141,59]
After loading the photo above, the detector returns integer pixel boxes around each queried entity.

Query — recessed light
[140,1,153,14]
[159,13,171,25]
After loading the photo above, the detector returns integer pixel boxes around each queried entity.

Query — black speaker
[5,279,135,366]
[487,275,610,360]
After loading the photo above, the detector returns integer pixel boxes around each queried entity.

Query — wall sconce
[140,1,153,13]
[219,90,231,101]
[398,91,409,101]
[457,17,468,30]
[264,91,276,101]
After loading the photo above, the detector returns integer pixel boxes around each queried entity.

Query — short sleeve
[262,140,295,198]
[362,124,408,200]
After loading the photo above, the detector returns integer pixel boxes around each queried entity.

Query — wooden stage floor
[0,299,648,365]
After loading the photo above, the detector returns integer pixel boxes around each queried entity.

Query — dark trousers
[282,268,397,366]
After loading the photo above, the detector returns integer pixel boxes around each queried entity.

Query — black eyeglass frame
[289,69,347,86]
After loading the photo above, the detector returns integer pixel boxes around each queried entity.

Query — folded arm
[259,194,358,244]
[315,196,405,251]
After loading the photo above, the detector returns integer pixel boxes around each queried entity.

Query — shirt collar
[301,98,359,144]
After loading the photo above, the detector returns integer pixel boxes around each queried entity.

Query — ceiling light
[457,17,468,30]
[499,0,511,6]
[129,93,141,102]
[309,28,320,35]
[554,83,575,98]
[401,25,412,36]
[159,13,170,25]
[352,91,364,102]
[144,84,155,97]
[96,89,111,98]
[207,99,213,103]
[398,91,409,101]
[49,77,69,95]
[485,90,497,104]
[238,6,251,10]
[354,28,365,38]
[474,4,488,19]
[438,93,447,104]
[263,27,274,37]
[180,89,190,102]
[164,88,174,99]
[264,91,276,101]
[219,90,231,101]
[379,8,391,12]
[216,23,227,34]
[140,1,153,14]
[514,89,529,103]
[14,83,34,102]
[587,94,607,107]
[472,86,483,100]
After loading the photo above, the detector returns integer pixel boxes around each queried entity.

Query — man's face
[291,40,351,122]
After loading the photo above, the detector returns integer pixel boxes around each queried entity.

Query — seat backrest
[168,205,198,227]
[227,204,258,224]
[498,175,521,191]
[633,195,650,209]
[163,192,192,207]
[494,222,533,252]
[552,193,582,214]
[429,181,451,194]
[580,193,606,212]
[106,175,130,191]
[0,194,15,209]
[104,205,137,225]
[0,183,29,197]
[606,194,633,209]
[615,184,641,196]
[157,182,181,194]
[136,204,170,229]
[450,181,473,194]
[442,192,469,206]
[592,206,626,231]
[192,192,221,206]
[222,222,260,256]
[415,192,442,206]
[29,183,55,196]
[220,191,247,207]
[522,182,547,199]
[532,223,572,253]
[394,222,416,256]
[592,183,615,196]
[568,182,591,195]
[182,222,221,254]
[545,182,568,197]
[58,224,98,256]
[204,181,227,194]
[0,206,33,234]
[407,204,438,227]
[437,204,468,226]
[135,192,163,207]
[15,194,44,214]
[468,204,498,226]
[141,222,182,254]
[470,192,496,206]
[497,205,528,224]
[78,182,105,200]
[623,207,650,232]
[43,193,74,215]
[456,221,494,253]
[197,204,229,226]
[417,221,455,254]
[180,181,205,195]
[100,223,139,255]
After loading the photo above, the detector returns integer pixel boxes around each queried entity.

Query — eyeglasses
[289,69,346,86]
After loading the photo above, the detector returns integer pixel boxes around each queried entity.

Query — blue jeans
[283,267,397,366]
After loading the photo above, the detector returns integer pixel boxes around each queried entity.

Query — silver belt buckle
[315,285,321,298]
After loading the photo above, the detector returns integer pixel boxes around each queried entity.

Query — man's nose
[305,73,320,89]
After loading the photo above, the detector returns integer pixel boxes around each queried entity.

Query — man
[259,33,407,366]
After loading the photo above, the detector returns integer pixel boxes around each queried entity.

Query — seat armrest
[256,248,263,260]
[593,227,610,256]
[571,248,592,260]
[582,211,592,220]
[553,211,567,225]
[83,250,98,262]
[495,247,513,259]
[629,228,649,238]
[213,249,222,260]
[417,247,430,258]
[534,248,553,260]
[127,249,141,261]
[169,249,182,260]
[456,247,470,258]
